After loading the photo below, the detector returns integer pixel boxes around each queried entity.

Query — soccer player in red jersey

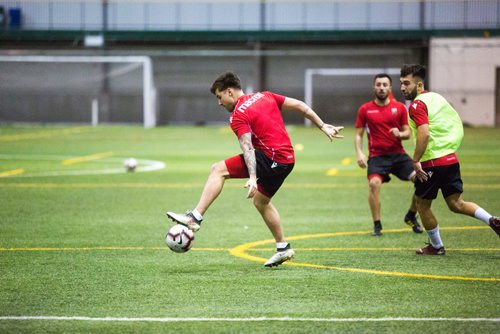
[400,64,500,255]
[355,74,423,236]
[167,72,344,267]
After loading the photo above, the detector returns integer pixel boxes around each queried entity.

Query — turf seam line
[0,316,499,322]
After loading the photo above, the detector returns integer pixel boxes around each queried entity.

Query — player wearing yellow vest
[400,64,499,255]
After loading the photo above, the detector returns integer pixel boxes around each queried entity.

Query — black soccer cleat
[404,214,424,234]
[371,224,382,237]
[489,216,500,237]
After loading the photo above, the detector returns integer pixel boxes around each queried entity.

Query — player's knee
[415,197,430,213]
[368,178,381,191]
[446,199,463,213]
[253,198,263,211]
[253,197,268,211]
[253,191,271,207]
[209,161,226,176]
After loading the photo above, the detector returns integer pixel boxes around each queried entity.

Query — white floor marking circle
[0,154,165,177]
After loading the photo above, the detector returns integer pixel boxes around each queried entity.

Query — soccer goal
[0,55,157,128]
[303,67,401,126]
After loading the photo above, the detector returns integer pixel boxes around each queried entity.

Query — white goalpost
[304,67,401,126]
[0,55,157,128]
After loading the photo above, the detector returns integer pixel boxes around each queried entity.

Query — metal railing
[0,0,498,31]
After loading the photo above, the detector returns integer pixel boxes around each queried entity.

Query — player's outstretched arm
[282,97,343,141]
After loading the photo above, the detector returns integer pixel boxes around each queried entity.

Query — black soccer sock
[374,220,382,230]
[405,210,417,219]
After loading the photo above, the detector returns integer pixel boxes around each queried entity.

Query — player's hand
[412,161,428,182]
[389,128,401,139]
[244,177,258,199]
[322,124,344,141]
[357,153,367,168]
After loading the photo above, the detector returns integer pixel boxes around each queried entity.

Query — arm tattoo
[239,133,257,178]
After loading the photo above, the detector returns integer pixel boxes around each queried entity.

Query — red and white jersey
[355,99,408,157]
[230,91,294,164]
[408,90,430,127]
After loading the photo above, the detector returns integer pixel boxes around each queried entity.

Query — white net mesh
[0,56,155,127]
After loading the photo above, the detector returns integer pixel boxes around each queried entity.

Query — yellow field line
[228,226,500,282]
[0,127,91,142]
[324,170,500,177]
[0,183,204,189]
[62,152,114,165]
[325,168,339,176]
[341,157,352,165]
[0,247,226,252]
[2,227,498,280]
[246,247,500,252]
[281,262,500,282]
[1,244,497,253]
[0,168,24,178]
[1,246,497,252]
[0,227,491,253]
[0,182,499,189]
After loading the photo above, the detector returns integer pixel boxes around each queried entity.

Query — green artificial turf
[0,125,499,333]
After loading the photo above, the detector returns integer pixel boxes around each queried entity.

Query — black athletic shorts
[225,149,294,198]
[414,163,463,200]
[367,153,415,183]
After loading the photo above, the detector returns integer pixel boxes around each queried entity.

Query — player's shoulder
[389,99,407,109]
[256,90,284,99]
[260,90,279,98]
[408,99,427,112]
[359,100,375,111]
[261,90,287,107]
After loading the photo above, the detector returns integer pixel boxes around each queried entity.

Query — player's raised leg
[444,193,500,237]
[166,160,230,232]
[195,161,231,214]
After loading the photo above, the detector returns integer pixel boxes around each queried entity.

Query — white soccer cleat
[264,247,295,267]
[166,211,201,232]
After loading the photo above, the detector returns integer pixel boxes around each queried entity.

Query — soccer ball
[165,224,195,253]
[123,158,138,172]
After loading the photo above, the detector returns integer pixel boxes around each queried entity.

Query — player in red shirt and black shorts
[167,72,344,267]
[355,73,423,236]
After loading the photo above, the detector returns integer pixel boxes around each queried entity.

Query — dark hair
[400,64,426,80]
[373,73,392,84]
[210,72,242,95]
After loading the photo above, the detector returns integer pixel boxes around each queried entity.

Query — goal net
[0,55,157,128]
[303,67,403,125]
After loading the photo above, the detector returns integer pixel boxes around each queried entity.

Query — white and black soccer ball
[165,224,195,253]
[123,158,138,172]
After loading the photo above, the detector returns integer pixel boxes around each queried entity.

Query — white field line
[0,154,165,177]
[0,316,499,322]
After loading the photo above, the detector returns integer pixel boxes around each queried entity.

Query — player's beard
[403,86,418,100]
[375,91,388,101]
